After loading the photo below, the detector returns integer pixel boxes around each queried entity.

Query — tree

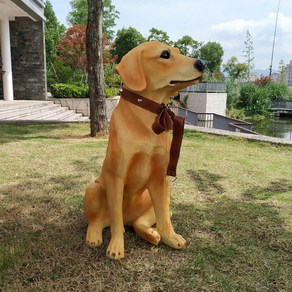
[174,35,202,57]
[223,56,248,80]
[87,0,108,136]
[68,0,119,40]
[45,1,65,65]
[44,0,65,87]
[223,56,249,109]
[147,28,172,44]
[113,27,146,63]
[242,30,254,81]
[57,25,87,81]
[278,59,287,83]
[200,41,224,75]
[57,24,116,82]
[238,82,270,117]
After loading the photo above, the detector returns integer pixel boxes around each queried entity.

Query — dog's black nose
[194,59,206,72]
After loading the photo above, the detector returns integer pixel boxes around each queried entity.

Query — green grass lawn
[0,123,291,291]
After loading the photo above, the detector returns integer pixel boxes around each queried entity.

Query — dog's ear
[115,47,146,92]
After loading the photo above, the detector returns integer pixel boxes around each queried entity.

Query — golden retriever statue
[84,41,205,259]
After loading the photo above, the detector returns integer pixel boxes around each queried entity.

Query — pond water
[251,116,292,140]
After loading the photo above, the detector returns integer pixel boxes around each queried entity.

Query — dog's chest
[124,148,167,189]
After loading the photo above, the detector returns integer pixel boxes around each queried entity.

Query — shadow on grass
[1,173,291,291]
[0,123,89,144]
[243,179,292,200]
[186,169,225,195]
[172,199,291,291]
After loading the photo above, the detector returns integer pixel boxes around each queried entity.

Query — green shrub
[105,87,120,98]
[264,82,290,101]
[51,83,89,98]
[226,78,240,110]
[237,83,271,117]
[47,59,85,88]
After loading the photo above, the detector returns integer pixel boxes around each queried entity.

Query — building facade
[0,0,46,101]
[286,60,292,88]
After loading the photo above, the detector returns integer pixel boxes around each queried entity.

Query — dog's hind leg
[132,205,161,246]
[84,181,109,247]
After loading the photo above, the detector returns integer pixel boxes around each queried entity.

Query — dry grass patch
[0,124,291,291]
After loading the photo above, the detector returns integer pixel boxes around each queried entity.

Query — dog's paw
[144,228,161,246]
[85,225,103,248]
[106,238,124,259]
[161,232,188,249]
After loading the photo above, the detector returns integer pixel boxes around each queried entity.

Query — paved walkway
[0,100,291,145]
[185,125,292,145]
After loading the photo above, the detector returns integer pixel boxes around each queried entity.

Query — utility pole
[269,0,281,77]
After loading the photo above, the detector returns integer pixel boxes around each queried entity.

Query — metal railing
[181,82,226,93]
[271,101,292,110]
[172,106,256,134]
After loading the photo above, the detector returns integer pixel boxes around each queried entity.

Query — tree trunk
[86,0,108,136]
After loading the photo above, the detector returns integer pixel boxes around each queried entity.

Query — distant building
[271,72,280,82]
[0,0,46,101]
[286,60,292,88]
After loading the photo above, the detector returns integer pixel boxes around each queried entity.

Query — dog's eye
[160,50,170,59]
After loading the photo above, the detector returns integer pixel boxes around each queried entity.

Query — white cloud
[271,12,292,36]
[211,18,264,36]
[211,12,292,68]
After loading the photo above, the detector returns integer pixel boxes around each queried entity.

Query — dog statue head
[115,41,205,101]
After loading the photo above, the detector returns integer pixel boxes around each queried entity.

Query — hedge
[51,83,120,98]
[51,83,89,98]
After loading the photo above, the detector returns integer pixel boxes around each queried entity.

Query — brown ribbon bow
[152,105,175,134]
[121,87,185,177]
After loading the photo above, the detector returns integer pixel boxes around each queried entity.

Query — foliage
[203,71,225,82]
[174,35,202,57]
[57,24,87,79]
[225,78,240,110]
[223,56,248,80]
[265,81,291,101]
[278,59,287,83]
[147,28,172,44]
[104,63,121,88]
[50,82,118,99]
[242,30,254,81]
[236,78,292,117]
[237,82,271,116]
[44,1,65,66]
[67,0,119,40]
[104,64,121,98]
[47,59,85,88]
[200,41,224,75]
[254,76,272,86]
[113,27,146,63]
[105,87,119,98]
[50,83,89,98]
[57,24,116,82]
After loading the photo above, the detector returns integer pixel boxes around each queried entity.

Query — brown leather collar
[121,87,185,177]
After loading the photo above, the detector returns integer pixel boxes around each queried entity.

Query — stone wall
[9,17,46,100]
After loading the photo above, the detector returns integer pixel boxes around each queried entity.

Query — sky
[49,0,292,70]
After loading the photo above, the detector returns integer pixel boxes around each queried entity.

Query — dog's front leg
[105,176,125,259]
[148,178,187,249]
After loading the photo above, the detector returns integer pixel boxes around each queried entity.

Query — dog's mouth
[170,76,203,85]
